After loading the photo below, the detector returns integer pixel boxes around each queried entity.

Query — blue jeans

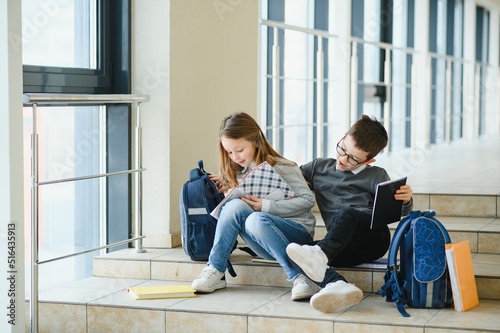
[208,199,312,280]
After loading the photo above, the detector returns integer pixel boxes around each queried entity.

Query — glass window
[262,0,418,159]
[22,0,97,69]
[429,0,464,143]
[23,105,103,291]
[262,0,330,163]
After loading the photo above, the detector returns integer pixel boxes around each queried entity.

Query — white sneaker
[310,280,363,313]
[191,266,227,293]
[291,274,320,301]
[286,243,328,282]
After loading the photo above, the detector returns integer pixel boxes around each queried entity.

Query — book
[445,240,479,311]
[333,257,399,270]
[210,161,295,219]
[370,176,407,229]
[127,284,197,300]
[353,257,394,269]
[252,257,279,264]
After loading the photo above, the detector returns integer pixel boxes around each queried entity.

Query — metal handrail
[23,93,150,105]
[24,93,149,333]
[37,236,146,265]
[261,19,340,39]
[37,168,146,186]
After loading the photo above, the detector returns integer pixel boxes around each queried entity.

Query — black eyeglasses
[336,136,366,166]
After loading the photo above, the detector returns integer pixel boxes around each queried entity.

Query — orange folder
[445,240,479,311]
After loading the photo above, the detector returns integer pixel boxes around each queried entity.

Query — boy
[286,115,413,313]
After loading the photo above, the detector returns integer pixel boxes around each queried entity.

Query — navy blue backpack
[377,210,454,317]
[180,160,224,261]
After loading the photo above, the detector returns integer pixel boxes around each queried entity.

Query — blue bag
[180,160,224,261]
[377,210,454,317]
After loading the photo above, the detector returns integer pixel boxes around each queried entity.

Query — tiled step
[28,275,500,332]
[34,235,500,332]
[313,214,500,255]
[412,193,499,218]
[92,246,500,301]
[92,213,500,301]
[31,195,500,332]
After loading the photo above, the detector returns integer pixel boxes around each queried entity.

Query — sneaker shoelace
[294,274,309,287]
[198,267,218,280]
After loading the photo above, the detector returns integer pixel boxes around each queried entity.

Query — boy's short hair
[347,115,388,159]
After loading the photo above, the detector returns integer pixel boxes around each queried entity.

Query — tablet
[370,177,408,229]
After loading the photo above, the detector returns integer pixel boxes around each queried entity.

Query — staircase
[27,199,500,333]
[26,137,500,332]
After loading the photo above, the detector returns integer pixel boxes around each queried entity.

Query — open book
[370,176,407,229]
[210,161,295,219]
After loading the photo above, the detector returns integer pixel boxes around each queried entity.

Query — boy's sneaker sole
[286,243,328,282]
[310,281,363,313]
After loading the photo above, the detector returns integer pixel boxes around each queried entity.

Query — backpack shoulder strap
[378,210,425,317]
[386,210,423,268]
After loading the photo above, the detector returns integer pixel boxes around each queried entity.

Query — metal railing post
[134,102,145,253]
[316,36,324,158]
[350,41,358,125]
[445,59,452,143]
[272,26,280,149]
[30,103,39,333]
[383,48,392,153]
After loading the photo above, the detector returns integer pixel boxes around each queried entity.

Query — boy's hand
[395,184,413,204]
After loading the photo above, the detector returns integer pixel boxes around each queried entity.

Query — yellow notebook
[127,285,196,300]
[445,241,479,311]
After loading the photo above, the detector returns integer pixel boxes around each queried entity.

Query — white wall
[413,0,432,149]
[463,0,478,140]
[0,1,25,332]
[132,0,171,247]
[133,0,259,248]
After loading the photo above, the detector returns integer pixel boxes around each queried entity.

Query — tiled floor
[32,273,500,332]
[30,235,500,332]
[375,134,500,195]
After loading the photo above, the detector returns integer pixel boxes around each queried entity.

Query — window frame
[22,0,117,94]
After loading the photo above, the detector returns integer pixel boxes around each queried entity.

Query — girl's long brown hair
[218,112,292,188]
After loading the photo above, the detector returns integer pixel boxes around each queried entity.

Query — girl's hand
[209,175,228,193]
[395,184,413,205]
[241,195,262,211]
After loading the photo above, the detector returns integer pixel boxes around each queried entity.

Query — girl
[191,112,318,301]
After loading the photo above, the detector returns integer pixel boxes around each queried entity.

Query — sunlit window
[23,105,103,291]
[261,0,417,161]
[22,0,97,68]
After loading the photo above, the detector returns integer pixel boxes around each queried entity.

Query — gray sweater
[300,158,413,228]
[251,159,317,238]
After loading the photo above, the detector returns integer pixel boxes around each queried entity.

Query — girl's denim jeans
[208,199,312,280]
